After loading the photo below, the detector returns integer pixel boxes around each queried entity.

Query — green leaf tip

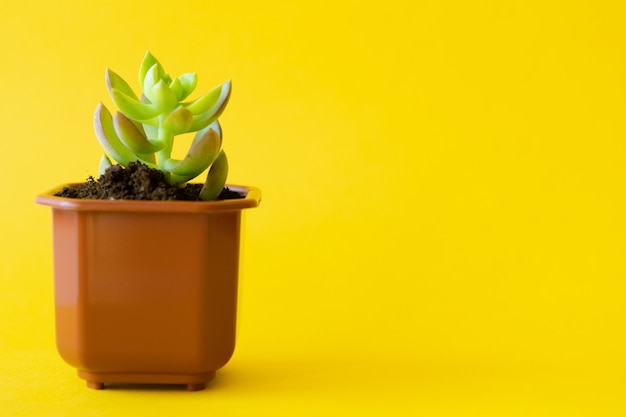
[139,51,165,91]
[200,150,229,200]
[186,80,232,132]
[106,68,138,100]
[177,72,198,100]
[99,154,112,176]
[94,103,136,166]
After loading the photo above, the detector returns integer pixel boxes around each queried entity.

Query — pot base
[78,370,216,391]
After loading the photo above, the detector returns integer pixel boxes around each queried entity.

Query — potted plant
[35,51,261,391]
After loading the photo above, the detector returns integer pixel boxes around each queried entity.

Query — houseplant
[35,51,261,391]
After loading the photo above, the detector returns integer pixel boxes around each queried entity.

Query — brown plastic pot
[35,184,261,391]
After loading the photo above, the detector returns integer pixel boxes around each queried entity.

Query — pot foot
[87,381,105,390]
[186,383,206,391]
[78,370,216,391]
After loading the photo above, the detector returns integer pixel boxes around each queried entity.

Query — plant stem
[156,123,174,181]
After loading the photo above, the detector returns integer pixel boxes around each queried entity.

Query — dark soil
[55,162,244,201]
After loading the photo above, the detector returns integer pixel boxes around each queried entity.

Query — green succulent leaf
[139,51,164,91]
[193,120,222,146]
[106,68,139,100]
[111,88,160,122]
[161,127,221,177]
[169,77,183,101]
[149,79,178,112]
[200,150,229,201]
[189,112,221,132]
[138,152,157,165]
[99,154,113,176]
[184,79,231,115]
[142,123,159,141]
[142,64,162,102]
[93,103,138,166]
[185,80,231,131]
[113,111,164,154]
[167,173,192,184]
[162,106,193,134]
[177,72,197,100]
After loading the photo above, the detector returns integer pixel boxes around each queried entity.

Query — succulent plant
[94,51,231,200]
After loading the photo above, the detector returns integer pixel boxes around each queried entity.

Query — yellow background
[1,0,626,415]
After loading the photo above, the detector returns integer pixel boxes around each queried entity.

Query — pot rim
[35,183,261,213]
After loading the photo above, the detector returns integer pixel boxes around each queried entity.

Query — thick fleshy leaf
[184,80,230,115]
[186,80,231,131]
[149,79,177,112]
[177,72,197,100]
[113,111,164,154]
[111,88,160,122]
[93,103,137,166]
[169,77,183,101]
[98,154,113,177]
[161,127,221,177]
[168,173,193,184]
[142,64,162,102]
[200,150,228,201]
[106,68,138,100]
[162,106,193,134]
[137,152,157,165]
[142,123,159,141]
[193,121,221,146]
[139,51,163,90]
